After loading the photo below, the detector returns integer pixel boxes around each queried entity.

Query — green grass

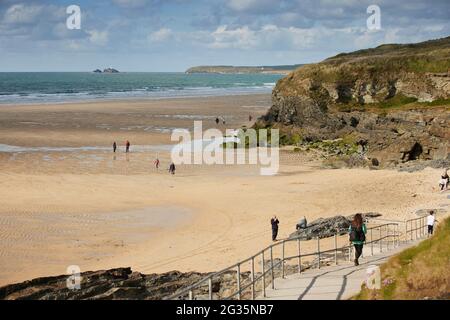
[353,216,450,300]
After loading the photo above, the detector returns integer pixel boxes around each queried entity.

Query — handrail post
[251,257,255,300]
[261,251,266,297]
[297,238,301,273]
[270,246,274,289]
[415,219,418,240]
[208,277,212,300]
[395,224,398,247]
[405,220,408,243]
[317,237,321,269]
[421,218,424,238]
[371,228,374,256]
[379,226,382,253]
[348,243,352,262]
[387,225,390,251]
[236,264,241,300]
[334,232,338,265]
[282,241,285,279]
[421,217,424,238]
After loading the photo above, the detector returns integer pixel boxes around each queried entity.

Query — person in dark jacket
[349,213,367,266]
[271,216,279,241]
[169,162,176,175]
[125,140,130,153]
[113,141,117,153]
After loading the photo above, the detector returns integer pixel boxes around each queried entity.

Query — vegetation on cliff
[275,36,450,106]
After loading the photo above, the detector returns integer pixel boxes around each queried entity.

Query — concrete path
[258,241,421,300]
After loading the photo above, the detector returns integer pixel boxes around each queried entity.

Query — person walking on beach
[349,213,366,266]
[271,216,279,241]
[427,210,437,236]
[439,169,449,191]
[215,117,220,125]
[154,158,160,169]
[125,140,130,153]
[113,141,117,153]
[169,162,176,175]
[248,114,252,122]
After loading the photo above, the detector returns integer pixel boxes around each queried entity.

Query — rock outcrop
[289,213,382,240]
[262,37,450,166]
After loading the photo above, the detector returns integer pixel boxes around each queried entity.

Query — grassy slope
[353,217,450,300]
[275,36,450,107]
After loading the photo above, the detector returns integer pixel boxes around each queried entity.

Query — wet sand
[0,94,448,286]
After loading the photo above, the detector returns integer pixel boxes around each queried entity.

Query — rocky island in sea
[92,68,120,73]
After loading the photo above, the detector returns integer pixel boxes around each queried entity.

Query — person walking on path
[169,162,176,175]
[349,213,367,266]
[427,210,437,236]
[271,216,279,241]
[154,158,160,169]
[113,141,117,153]
[125,140,130,153]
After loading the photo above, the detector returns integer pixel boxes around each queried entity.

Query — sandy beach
[0,94,447,286]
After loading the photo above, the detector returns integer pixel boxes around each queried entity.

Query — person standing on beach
[349,213,366,266]
[249,114,252,122]
[169,162,176,175]
[427,210,437,236]
[439,169,449,191]
[215,117,219,125]
[154,158,160,169]
[125,140,130,153]
[113,141,117,153]
[271,216,279,241]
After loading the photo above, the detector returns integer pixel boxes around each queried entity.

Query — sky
[0,0,449,71]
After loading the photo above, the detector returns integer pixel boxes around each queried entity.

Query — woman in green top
[349,214,367,266]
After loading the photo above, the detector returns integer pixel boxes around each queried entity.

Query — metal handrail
[405,215,427,241]
[166,222,406,300]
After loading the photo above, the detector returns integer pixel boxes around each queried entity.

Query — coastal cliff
[186,64,303,74]
[262,37,450,166]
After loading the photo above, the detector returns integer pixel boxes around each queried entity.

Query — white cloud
[227,0,276,13]
[148,27,172,42]
[112,0,151,9]
[88,30,109,46]
[208,25,257,49]
[3,4,44,24]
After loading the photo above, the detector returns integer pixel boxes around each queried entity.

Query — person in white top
[426,210,437,236]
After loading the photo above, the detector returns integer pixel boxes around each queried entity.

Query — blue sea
[0,72,282,104]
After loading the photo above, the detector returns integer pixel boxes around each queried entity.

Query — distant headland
[185,64,304,75]
[93,68,120,73]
